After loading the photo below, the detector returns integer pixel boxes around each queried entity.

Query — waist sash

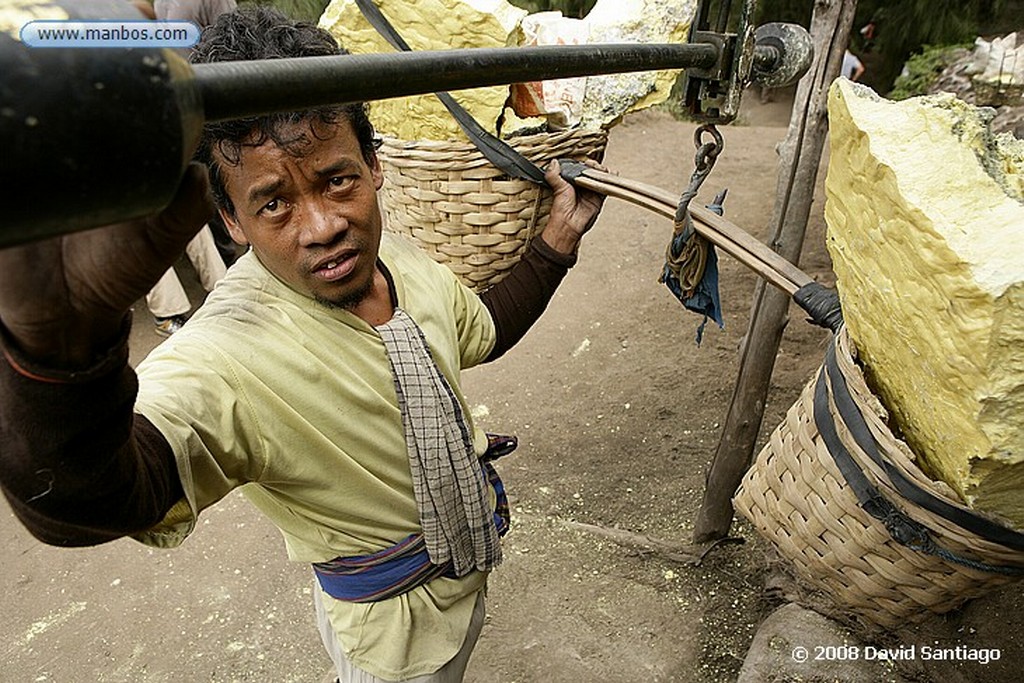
[313,459,511,603]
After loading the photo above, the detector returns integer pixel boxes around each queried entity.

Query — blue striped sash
[313,460,511,603]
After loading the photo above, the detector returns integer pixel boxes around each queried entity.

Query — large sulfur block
[824,79,1024,528]
[580,0,696,127]
[507,0,695,130]
[319,0,532,141]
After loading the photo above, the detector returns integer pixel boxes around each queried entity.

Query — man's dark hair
[191,6,378,215]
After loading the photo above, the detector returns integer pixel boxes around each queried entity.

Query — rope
[658,124,726,342]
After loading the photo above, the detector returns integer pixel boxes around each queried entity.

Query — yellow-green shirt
[133,233,497,679]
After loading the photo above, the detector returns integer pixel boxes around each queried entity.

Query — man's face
[217,118,385,309]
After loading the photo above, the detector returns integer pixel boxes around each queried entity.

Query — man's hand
[0,163,213,368]
[540,159,606,256]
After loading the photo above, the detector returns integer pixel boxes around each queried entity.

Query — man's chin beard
[313,275,374,311]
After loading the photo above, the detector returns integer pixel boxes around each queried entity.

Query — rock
[824,79,1024,528]
[737,603,907,683]
[579,0,697,127]
[319,0,534,141]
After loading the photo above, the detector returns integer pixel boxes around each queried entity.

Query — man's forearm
[0,320,182,546]
[480,237,577,361]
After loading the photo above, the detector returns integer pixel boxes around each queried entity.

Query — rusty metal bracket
[682,0,812,124]
[682,0,758,124]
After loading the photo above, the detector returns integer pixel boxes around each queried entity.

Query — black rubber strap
[823,340,1024,553]
[355,0,547,185]
[793,282,843,333]
[811,338,1024,575]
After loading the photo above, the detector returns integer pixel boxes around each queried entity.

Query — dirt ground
[3,91,1022,682]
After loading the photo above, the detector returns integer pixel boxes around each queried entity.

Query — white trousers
[146,225,227,318]
[314,587,485,683]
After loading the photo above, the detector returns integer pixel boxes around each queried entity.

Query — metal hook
[675,124,724,223]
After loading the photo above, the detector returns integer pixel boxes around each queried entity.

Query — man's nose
[298,200,346,246]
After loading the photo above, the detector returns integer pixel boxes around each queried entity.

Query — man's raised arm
[0,164,212,545]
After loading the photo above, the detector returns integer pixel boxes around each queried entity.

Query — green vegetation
[888,44,970,101]
[857,0,1001,93]
[756,0,1011,94]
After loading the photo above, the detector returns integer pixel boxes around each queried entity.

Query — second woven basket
[377,128,608,292]
[734,327,1024,631]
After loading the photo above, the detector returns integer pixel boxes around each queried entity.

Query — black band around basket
[812,331,1024,575]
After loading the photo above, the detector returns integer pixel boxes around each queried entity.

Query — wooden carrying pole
[693,0,859,543]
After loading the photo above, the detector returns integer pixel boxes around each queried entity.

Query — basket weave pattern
[377,129,608,292]
[734,329,1024,630]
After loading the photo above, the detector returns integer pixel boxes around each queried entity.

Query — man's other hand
[540,159,607,257]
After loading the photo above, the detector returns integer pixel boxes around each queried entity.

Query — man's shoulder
[381,231,429,259]
[379,232,483,314]
[380,232,451,279]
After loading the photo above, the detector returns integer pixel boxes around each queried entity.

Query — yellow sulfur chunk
[825,79,1024,529]
[319,0,534,141]
[580,0,697,127]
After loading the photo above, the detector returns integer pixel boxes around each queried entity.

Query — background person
[154,0,241,267]
[145,226,227,336]
[842,49,866,81]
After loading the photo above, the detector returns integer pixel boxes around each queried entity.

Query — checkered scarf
[374,308,502,576]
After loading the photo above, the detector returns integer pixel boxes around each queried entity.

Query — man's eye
[329,176,354,189]
[260,198,286,216]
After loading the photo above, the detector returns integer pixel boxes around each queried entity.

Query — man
[841,49,865,82]
[0,6,603,683]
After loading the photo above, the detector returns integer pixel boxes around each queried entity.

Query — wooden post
[692,0,859,543]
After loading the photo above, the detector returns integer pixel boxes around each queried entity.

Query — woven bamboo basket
[734,327,1024,631]
[376,128,608,292]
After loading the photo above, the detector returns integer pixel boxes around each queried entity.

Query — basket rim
[378,127,609,151]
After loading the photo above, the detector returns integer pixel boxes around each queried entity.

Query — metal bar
[195,43,728,122]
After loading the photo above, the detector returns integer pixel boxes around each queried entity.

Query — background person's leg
[185,226,228,292]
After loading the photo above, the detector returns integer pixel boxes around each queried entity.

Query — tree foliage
[887,43,970,101]
[858,0,1003,91]
[755,0,1008,93]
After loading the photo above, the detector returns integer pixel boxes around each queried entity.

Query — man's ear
[371,154,384,191]
[220,208,249,246]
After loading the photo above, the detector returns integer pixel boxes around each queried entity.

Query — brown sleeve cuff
[0,311,183,546]
[0,314,132,384]
[531,235,578,269]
